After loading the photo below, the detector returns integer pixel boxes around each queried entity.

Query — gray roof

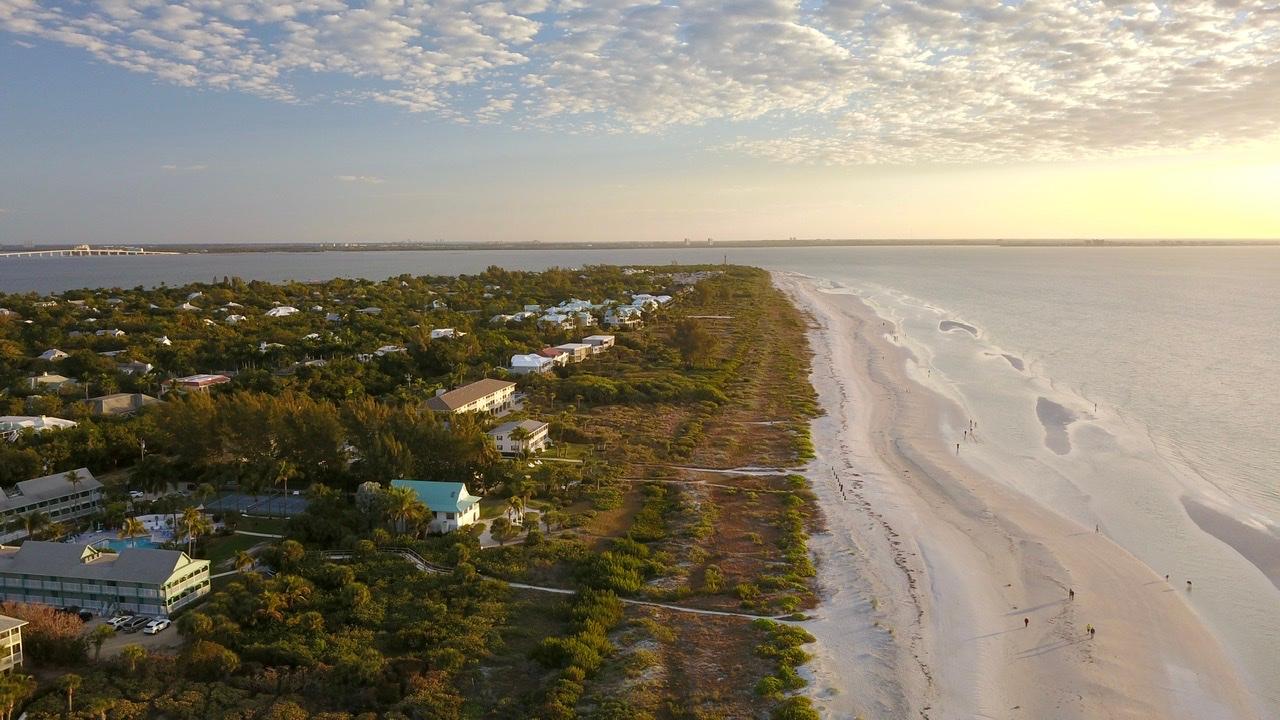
[426,378,516,412]
[0,541,204,586]
[1,469,101,513]
[83,393,159,416]
[488,419,548,436]
[0,615,26,633]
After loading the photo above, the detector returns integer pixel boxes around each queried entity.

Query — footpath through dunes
[776,272,1264,720]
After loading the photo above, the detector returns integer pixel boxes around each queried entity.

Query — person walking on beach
[1187,580,1193,591]
[1069,588,1075,601]
[1089,626,1095,638]
[956,443,961,455]
[1024,617,1029,628]
[1086,623,1092,636]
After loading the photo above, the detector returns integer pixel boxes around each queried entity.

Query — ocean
[4,244,1278,702]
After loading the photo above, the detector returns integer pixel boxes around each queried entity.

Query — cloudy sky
[2,0,1279,244]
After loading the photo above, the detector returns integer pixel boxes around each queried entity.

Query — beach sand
[777,273,1262,720]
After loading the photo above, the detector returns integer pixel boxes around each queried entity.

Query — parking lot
[84,615,184,658]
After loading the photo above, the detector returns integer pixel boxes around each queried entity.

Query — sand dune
[778,273,1262,720]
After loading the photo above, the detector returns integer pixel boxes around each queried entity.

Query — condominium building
[0,542,210,616]
[426,378,516,415]
[0,469,103,544]
[0,615,25,672]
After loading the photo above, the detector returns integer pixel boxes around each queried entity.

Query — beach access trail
[775,273,1261,720]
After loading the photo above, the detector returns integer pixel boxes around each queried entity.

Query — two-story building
[0,540,209,614]
[389,480,482,533]
[487,420,550,456]
[552,343,592,363]
[0,615,26,672]
[426,378,516,415]
[0,542,210,616]
[0,469,103,543]
[582,335,616,354]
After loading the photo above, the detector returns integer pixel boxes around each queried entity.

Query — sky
[2,0,1280,245]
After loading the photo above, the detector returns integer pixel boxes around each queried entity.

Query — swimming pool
[96,538,162,552]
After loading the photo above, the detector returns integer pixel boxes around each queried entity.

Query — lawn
[204,532,269,570]
[233,515,289,535]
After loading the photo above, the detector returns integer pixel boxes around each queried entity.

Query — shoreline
[777,272,1262,720]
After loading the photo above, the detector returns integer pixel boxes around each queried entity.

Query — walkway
[316,547,794,622]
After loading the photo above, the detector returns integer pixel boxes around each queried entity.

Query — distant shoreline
[3,238,1278,254]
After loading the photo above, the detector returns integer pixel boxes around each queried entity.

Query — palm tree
[119,516,147,547]
[64,468,84,493]
[234,550,255,574]
[505,495,525,523]
[89,624,116,661]
[9,511,50,540]
[381,485,428,535]
[179,507,213,556]
[273,459,297,518]
[59,673,81,716]
[0,673,35,720]
[120,644,147,675]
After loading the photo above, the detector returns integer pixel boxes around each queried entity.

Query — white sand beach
[777,273,1263,720]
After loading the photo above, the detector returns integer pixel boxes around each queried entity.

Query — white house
[582,335,615,353]
[430,328,466,339]
[265,306,299,318]
[538,313,575,330]
[510,353,554,375]
[488,420,550,456]
[29,372,76,391]
[0,416,78,442]
[95,328,125,337]
[389,480,481,533]
[374,345,407,357]
[179,302,200,311]
[0,615,26,672]
[553,343,592,362]
[356,306,382,315]
[117,360,154,376]
[225,314,247,324]
[38,348,69,362]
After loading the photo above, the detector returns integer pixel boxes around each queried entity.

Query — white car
[129,491,145,499]
[142,618,170,635]
[107,615,133,629]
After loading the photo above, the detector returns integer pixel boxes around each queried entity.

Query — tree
[0,673,35,720]
[670,318,718,368]
[59,673,81,716]
[381,485,428,535]
[119,516,147,547]
[119,644,147,675]
[89,623,115,661]
[181,640,240,680]
[179,507,213,556]
[234,549,255,574]
[64,468,84,493]
[543,509,568,533]
[10,511,50,540]
[489,516,520,546]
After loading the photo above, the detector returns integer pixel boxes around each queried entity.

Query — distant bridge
[0,244,181,258]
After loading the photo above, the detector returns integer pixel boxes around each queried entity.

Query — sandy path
[777,273,1261,720]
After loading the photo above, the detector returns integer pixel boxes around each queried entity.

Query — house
[389,480,481,533]
[582,335,616,353]
[95,328,125,337]
[538,313,574,330]
[225,314,247,324]
[426,378,516,415]
[29,372,76,391]
[165,374,231,393]
[0,308,18,319]
[0,416,78,442]
[553,343,592,363]
[258,342,286,353]
[510,353,554,375]
[0,469,102,542]
[489,314,514,325]
[0,542,210,616]
[374,345,407,357]
[575,312,596,327]
[82,393,160,417]
[179,302,200,311]
[522,304,541,312]
[430,328,465,339]
[537,347,570,366]
[356,307,382,315]
[0,615,26,672]
[38,348,69,362]
[265,306,299,318]
[488,420,550,456]
[117,360,154,376]
[155,335,172,346]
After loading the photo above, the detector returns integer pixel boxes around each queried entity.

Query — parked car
[129,490,145,499]
[107,615,133,629]
[142,618,170,635]
[122,616,152,633]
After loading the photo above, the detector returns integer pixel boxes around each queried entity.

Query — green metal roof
[390,480,480,513]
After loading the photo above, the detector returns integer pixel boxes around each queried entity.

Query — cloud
[335,175,385,184]
[3,1,1280,164]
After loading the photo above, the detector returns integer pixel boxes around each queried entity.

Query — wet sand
[777,272,1262,720]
